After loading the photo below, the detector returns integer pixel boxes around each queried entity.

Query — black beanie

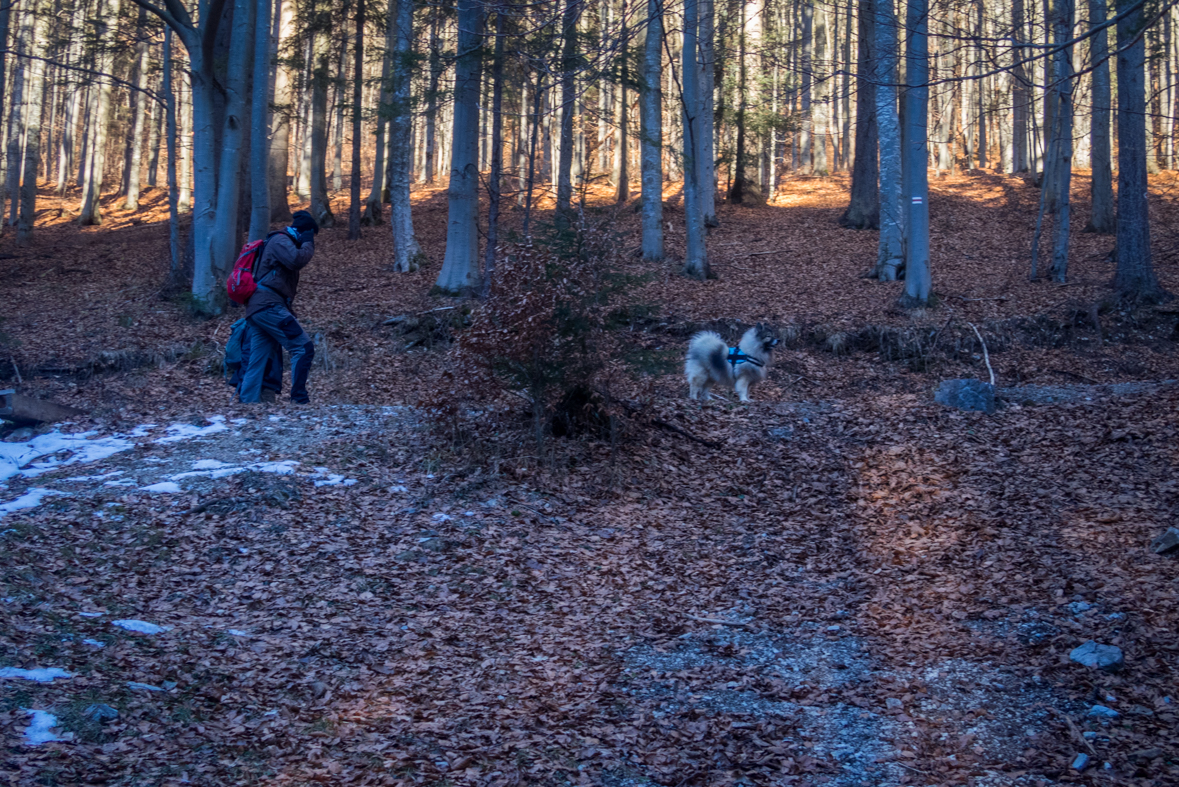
[292,210,319,235]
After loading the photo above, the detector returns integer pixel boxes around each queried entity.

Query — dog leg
[735,378,751,403]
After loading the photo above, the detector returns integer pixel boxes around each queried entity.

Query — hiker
[238,210,319,404]
[225,318,283,402]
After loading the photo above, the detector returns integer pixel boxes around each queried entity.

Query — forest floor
[1,171,1178,786]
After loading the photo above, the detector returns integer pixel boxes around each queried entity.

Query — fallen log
[0,389,84,425]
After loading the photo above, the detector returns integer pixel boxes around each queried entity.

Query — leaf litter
[2,177,1179,784]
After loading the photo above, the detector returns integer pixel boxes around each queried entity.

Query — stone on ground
[934,379,996,414]
[1069,641,1124,672]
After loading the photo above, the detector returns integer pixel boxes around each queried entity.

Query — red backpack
[226,233,278,306]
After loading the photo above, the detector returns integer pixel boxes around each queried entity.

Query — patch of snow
[268,415,284,422]
[170,459,300,482]
[432,513,451,522]
[231,418,250,425]
[1,430,134,482]
[192,459,232,470]
[464,511,476,517]
[153,416,228,444]
[112,619,170,635]
[141,482,182,494]
[227,629,250,636]
[0,667,72,682]
[313,474,356,487]
[78,612,104,618]
[82,639,105,648]
[126,424,158,437]
[21,710,73,745]
[102,479,136,487]
[0,488,67,518]
[127,681,164,692]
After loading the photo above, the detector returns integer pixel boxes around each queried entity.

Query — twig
[746,250,778,257]
[686,614,753,629]
[953,295,1009,302]
[10,357,21,384]
[967,322,995,386]
[650,418,722,449]
[1048,707,1097,756]
[895,763,932,776]
[421,306,457,314]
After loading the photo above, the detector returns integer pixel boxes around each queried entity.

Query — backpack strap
[251,231,283,283]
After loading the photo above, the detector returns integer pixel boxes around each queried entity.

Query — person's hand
[297,231,315,248]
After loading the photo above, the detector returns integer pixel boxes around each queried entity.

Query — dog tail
[687,331,730,381]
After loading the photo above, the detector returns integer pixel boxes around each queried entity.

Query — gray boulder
[1070,640,1125,672]
[935,379,996,414]
[83,704,119,724]
[1151,527,1179,555]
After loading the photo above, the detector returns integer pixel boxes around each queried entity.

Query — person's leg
[262,333,284,395]
[249,305,315,403]
[238,319,273,403]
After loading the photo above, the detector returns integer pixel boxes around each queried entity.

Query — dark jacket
[245,230,315,318]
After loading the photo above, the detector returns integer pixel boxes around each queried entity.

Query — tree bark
[1084,0,1114,233]
[391,0,424,271]
[248,0,273,240]
[840,0,879,228]
[124,7,152,210]
[423,5,441,183]
[799,0,813,173]
[900,0,931,307]
[612,0,630,203]
[310,18,334,227]
[79,0,123,225]
[727,0,749,203]
[1011,0,1030,172]
[1048,0,1073,283]
[698,0,717,225]
[347,0,364,239]
[17,0,50,245]
[434,0,483,293]
[268,0,294,223]
[1114,0,1169,302]
[555,0,580,217]
[483,7,505,298]
[364,0,396,223]
[682,0,710,279]
[164,29,184,287]
[639,0,663,260]
[874,0,903,280]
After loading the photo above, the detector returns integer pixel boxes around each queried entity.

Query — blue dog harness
[727,347,765,374]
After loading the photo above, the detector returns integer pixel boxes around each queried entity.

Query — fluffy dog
[685,325,779,402]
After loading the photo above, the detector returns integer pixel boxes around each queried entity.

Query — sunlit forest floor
[1,172,1177,786]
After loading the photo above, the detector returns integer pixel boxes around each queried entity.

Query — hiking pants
[239,305,315,404]
[232,327,283,396]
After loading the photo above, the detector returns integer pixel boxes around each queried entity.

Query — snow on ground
[140,482,182,493]
[153,416,229,443]
[0,431,134,482]
[111,620,170,635]
[0,488,68,517]
[0,667,72,682]
[21,710,72,745]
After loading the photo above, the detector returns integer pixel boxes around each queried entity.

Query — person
[238,210,318,404]
[226,318,283,402]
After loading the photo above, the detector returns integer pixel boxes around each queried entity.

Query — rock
[1087,705,1119,719]
[83,704,119,724]
[1071,753,1090,771]
[3,426,36,442]
[1067,601,1092,615]
[1128,748,1161,762]
[885,698,904,710]
[1151,527,1179,555]
[1069,640,1124,672]
[310,681,328,698]
[934,379,996,414]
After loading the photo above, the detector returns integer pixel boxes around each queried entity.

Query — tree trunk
[423,6,441,183]
[555,0,580,217]
[164,29,184,287]
[483,8,505,298]
[17,0,49,245]
[1084,0,1114,233]
[309,21,334,227]
[391,0,423,271]
[799,0,813,173]
[347,0,363,239]
[682,0,710,279]
[56,0,87,195]
[178,70,192,211]
[612,0,629,204]
[1011,0,1030,172]
[727,0,748,203]
[639,0,663,260]
[1048,0,1073,283]
[332,21,347,193]
[4,5,30,231]
[124,7,151,209]
[900,0,930,306]
[79,0,123,225]
[1114,0,1169,302]
[840,0,878,228]
[698,0,717,225]
[209,0,256,297]
[247,0,273,240]
[874,0,903,279]
[434,0,483,293]
[363,0,396,223]
[269,0,294,223]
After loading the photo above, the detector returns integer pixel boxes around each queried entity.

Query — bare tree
[268,0,294,223]
[682,0,710,279]
[639,0,663,260]
[841,0,878,228]
[17,0,50,245]
[347,0,364,239]
[248,0,273,240]
[873,0,903,280]
[391,0,424,271]
[1084,0,1114,233]
[899,0,931,307]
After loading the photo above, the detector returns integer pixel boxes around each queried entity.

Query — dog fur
[684,325,779,402]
